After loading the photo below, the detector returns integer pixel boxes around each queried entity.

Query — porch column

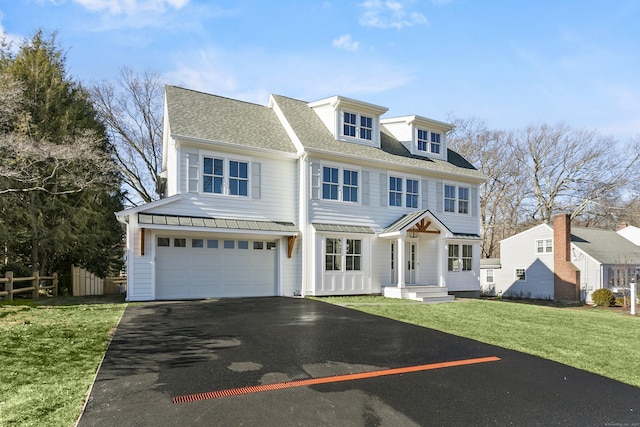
[437,236,445,287]
[397,236,406,288]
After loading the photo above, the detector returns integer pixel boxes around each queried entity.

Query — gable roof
[165,86,296,153]
[271,94,484,180]
[571,227,640,265]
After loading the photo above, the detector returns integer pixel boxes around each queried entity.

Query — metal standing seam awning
[312,223,376,234]
[138,213,298,235]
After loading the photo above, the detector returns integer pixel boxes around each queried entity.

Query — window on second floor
[389,176,419,208]
[343,111,373,141]
[322,166,359,203]
[536,239,553,254]
[201,156,249,197]
[444,184,470,214]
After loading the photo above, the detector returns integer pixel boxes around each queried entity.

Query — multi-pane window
[486,269,495,283]
[325,238,342,271]
[406,179,419,208]
[462,244,473,271]
[458,187,469,214]
[202,157,248,196]
[343,111,373,141]
[536,239,553,254]
[203,157,224,194]
[417,129,428,152]
[430,132,441,154]
[322,166,358,203]
[343,170,358,202]
[389,177,403,206]
[444,184,470,214]
[390,176,419,208]
[448,244,459,271]
[444,185,456,212]
[346,239,362,271]
[515,268,526,281]
[229,161,248,196]
[322,167,339,200]
[448,244,473,272]
[343,112,357,137]
[360,116,372,140]
[326,237,363,272]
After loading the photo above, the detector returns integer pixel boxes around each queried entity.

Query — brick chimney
[553,214,580,302]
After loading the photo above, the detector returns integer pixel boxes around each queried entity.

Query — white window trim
[200,153,251,198]
[515,268,527,282]
[485,269,495,284]
[443,182,471,215]
[339,109,377,145]
[416,128,442,155]
[321,163,361,204]
[448,243,474,272]
[388,173,421,209]
[324,236,364,273]
[535,238,553,254]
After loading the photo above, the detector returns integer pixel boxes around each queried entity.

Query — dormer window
[417,128,441,155]
[343,111,373,141]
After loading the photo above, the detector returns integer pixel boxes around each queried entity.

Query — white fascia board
[173,134,299,160]
[115,194,182,219]
[309,95,388,116]
[269,95,306,155]
[381,115,454,132]
[305,147,485,184]
[138,223,299,237]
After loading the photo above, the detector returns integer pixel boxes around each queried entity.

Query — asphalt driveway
[78,298,639,426]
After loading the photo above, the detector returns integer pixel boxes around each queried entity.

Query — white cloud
[359,0,427,29]
[164,46,414,105]
[333,34,360,52]
[0,13,24,51]
[71,0,189,15]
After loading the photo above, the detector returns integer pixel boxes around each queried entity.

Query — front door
[405,241,416,284]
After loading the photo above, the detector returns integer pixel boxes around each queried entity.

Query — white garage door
[155,236,278,299]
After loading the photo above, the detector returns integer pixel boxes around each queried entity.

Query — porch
[383,284,455,303]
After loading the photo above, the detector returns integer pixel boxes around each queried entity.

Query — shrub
[1,263,33,278]
[592,288,616,307]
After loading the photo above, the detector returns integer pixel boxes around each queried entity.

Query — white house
[483,214,640,302]
[116,86,485,302]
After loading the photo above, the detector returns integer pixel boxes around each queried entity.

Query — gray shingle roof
[165,86,483,179]
[138,213,298,234]
[272,94,483,179]
[571,227,640,265]
[165,86,296,153]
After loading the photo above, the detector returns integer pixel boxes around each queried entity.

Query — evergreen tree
[0,30,124,281]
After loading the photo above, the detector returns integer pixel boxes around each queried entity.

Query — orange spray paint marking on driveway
[172,356,501,404]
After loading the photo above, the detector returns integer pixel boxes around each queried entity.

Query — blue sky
[1,0,639,141]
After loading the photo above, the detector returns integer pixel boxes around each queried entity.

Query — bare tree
[515,123,640,223]
[91,67,164,206]
[448,116,526,257]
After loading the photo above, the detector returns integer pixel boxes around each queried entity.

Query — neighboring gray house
[116,86,485,302]
[482,214,640,302]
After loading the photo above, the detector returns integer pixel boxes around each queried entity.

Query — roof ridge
[166,85,270,109]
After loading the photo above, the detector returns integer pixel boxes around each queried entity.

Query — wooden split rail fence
[0,271,58,301]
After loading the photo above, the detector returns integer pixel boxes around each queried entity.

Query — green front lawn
[315,296,640,388]
[0,296,126,427]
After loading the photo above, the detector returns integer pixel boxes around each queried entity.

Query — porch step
[383,285,455,304]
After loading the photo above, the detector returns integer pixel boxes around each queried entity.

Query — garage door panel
[155,237,277,299]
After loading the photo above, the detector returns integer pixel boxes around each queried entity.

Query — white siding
[151,154,297,222]
[280,235,302,297]
[165,137,178,196]
[128,222,154,301]
[495,224,555,299]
